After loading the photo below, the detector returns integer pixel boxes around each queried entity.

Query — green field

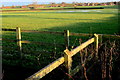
[1,6,120,80]
[2,6,119,67]
[2,7,119,53]
[2,9,119,33]
[1,8,29,10]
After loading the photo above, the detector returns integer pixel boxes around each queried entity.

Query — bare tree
[61,2,66,4]
[50,2,56,4]
[33,1,38,5]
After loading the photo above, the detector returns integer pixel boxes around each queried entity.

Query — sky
[1,0,120,3]
[0,0,120,7]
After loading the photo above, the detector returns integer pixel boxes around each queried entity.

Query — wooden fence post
[99,35,103,44]
[16,27,22,56]
[94,34,98,59]
[64,30,70,49]
[64,49,72,79]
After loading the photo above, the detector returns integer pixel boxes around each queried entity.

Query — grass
[1,6,120,80]
[2,8,119,50]
[2,9,118,33]
[2,7,119,54]
[1,8,30,10]
[1,6,119,67]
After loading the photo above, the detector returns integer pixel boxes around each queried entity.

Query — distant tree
[11,5,15,8]
[29,7,35,9]
[33,1,38,5]
[94,3,98,6]
[113,2,117,5]
[91,3,95,6]
[16,6,21,8]
[30,1,38,9]
[61,2,66,4]
[109,2,114,5]
[118,1,120,5]
[2,5,4,7]
[50,2,56,4]
[72,2,76,4]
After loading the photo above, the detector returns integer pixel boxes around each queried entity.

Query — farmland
[2,8,119,54]
[1,5,120,80]
[2,9,119,33]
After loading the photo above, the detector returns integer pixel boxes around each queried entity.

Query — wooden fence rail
[2,27,69,52]
[64,34,98,78]
[21,30,64,35]
[25,34,98,80]
[2,27,120,79]
[2,28,16,31]
[2,28,120,38]
[21,40,64,47]
[2,27,68,58]
[26,57,65,80]
[65,37,95,57]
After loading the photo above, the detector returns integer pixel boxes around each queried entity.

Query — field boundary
[26,34,98,80]
[2,27,120,79]
[1,7,105,12]
[2,28,120,38]
[2,27,120,53]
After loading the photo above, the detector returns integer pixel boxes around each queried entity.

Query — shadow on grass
[39,14,119,35]
[1,15,27,18]
[2,11,120,80]
[2,12,119,54]
[2,11,119,56]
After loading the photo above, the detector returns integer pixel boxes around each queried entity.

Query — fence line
[2,27,68,51]
[26,34,98,80]
[64,30,70,49]
[21,40,64,47]
[2,28,16,31]
[64,34,98,78]
[2,28,120,38]
[66,37,95,57]
[2,27,120,57]
[2,38,16,42]
[2,27,120,79]
[16,27,22,56]
[21,30,64,35]
[2,38,64,47]
[26,57,64,80]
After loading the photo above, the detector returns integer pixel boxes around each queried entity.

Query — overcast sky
[1,0,120,3]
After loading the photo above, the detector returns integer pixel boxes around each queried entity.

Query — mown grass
[1,6,120,80]
[2,7,119,69]
[1,8,30,10]
[2,8,119,54]
[2,9,118,32]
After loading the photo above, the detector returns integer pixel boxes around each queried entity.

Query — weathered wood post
[64,30,70,49]
[64,49,72,79]
[94,34,98,59]
[16,27,22,57]
[99,35,103,44]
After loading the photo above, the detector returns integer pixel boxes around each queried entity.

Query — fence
[25,34,98,80]
[2,27,67,56]
[2,27,120,53]
[2,27,120,79]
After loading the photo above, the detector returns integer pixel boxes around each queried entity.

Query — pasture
[1,6,120,80]
[2,8,119,49]
[2,9,119,34]
[2,8,119,56]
